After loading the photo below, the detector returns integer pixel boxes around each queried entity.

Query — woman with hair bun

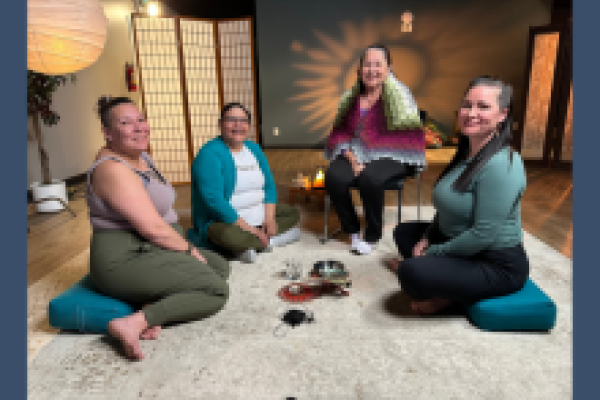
[389,76,530,315]
[87,97,230,360]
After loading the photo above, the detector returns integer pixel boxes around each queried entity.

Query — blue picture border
[573,1,596,399]
[8,1,592,399]
[3,0,26,398]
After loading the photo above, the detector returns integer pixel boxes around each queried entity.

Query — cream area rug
[28,207,572,399]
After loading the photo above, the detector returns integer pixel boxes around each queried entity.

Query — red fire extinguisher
[126,62,137,92]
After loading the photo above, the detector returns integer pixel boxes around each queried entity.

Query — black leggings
[393,222,529,304]
[325,156,414,243]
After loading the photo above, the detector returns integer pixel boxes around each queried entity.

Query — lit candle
[313,168,325,188]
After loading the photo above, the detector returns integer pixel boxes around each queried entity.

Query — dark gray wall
[256,0,550,148]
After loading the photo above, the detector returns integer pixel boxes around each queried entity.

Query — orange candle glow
[313,168,325,188]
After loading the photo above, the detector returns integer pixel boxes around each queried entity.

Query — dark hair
[357,43,392,94]
[435,76,514,192]
[220,102,251,122]
[97,96,134,128]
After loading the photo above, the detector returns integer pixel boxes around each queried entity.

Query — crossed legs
[392,222,529,314]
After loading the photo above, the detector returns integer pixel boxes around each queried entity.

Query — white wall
[27,0,142,187]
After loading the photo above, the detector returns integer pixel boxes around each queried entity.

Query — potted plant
[27,70,76,212]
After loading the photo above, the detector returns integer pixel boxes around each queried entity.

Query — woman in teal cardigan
[187,103,300,263]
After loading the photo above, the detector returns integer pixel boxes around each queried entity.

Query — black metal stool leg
[321,194,330,243]
[417,172,421,221]
[321,193,343,243]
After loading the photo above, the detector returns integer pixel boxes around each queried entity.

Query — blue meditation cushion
[466,279,557,332]
[48,274,135,334]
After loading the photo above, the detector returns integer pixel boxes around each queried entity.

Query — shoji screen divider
[131,14,258,184]
[174,17,195,171]
[179,17,223,156]
[217,18,259,145]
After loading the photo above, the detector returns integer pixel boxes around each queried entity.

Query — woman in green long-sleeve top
[388,76,530,314]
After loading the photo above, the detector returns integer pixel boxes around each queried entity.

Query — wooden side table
[288,186,327,211]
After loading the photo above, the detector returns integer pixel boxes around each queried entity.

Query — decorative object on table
[27,0,108,75]
[303,176,312,189]
[27,70,77,215]
[312,167,325,188]
[423,118,448,148]
[292,173,306,188]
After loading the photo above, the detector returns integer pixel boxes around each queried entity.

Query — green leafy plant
[27,70,76,185]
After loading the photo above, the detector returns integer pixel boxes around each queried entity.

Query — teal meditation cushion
[466,279,557,331]
[48,274,135,334]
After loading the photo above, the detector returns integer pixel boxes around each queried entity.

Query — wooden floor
[27,150,572,288]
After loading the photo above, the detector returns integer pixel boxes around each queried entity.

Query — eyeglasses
[224,117,250,124]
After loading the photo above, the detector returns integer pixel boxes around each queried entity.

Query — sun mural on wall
[287,1,547,144]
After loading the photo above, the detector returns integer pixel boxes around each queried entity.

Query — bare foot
[410,298,452,315]
[385,257,401,274]
[107,312,148,360]
[139,303,161,340]
[140,325,161,340]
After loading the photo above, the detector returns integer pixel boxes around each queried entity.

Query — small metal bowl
[312,260,348,278]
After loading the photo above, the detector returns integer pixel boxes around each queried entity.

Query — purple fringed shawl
[325,96,426,164]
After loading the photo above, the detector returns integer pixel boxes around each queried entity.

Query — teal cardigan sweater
[187,137,278,249]
[424,147,526,257]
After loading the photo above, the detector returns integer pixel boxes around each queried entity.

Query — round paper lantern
[28,0,108,75]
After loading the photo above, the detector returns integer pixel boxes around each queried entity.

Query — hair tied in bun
[97,96,133,128]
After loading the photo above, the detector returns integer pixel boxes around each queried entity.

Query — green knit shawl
[332,75,423,130]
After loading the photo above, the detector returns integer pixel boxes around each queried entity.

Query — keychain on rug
[273,306,315,337]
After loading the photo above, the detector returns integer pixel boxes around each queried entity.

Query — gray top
[86,152,178,231]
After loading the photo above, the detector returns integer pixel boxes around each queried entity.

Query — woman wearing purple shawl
[324,44,426,255]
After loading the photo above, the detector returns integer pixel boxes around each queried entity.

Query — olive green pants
[207,203,300,254]
[89,223,230,327]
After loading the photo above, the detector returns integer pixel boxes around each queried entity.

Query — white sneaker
[269,227,301,248]
[350,234,375,255]
[354,239,375,255]
[238,248,257,263]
